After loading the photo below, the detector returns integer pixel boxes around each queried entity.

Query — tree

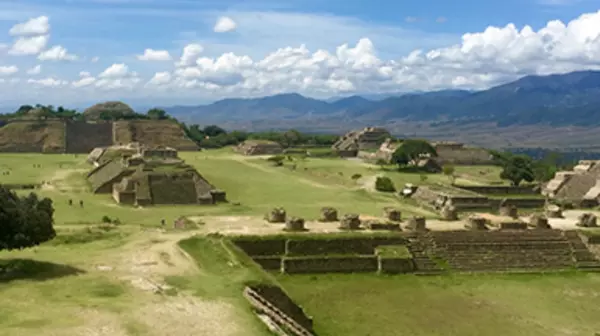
[375,176,396,192]
[442,164,456,183]
[500,155,535,186]
[0,187,56,251]
[203,125,226,137]
[146,108,168,120]
[391,139,437,166]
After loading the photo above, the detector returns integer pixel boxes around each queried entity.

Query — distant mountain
[165,70,600,127]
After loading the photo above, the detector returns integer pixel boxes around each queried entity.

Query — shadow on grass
[0,259,85,283]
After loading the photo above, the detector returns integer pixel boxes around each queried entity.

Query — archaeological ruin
[543,160,600,207]
[332,127,390,157]
[86,145,225,205]
[0,102,198,153]
[236,140,283,155]
[371,138,494,165]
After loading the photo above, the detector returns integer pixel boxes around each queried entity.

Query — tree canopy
[0,187,56,251]
[391,139,437,166]
[498,154,535,186]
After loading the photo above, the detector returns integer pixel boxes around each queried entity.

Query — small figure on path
[68,199,73,206]
[161,219,165,227]
[79,200,84,208]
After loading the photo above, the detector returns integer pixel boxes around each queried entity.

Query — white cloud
[147,71,172,85]
[214,16,237,33]
[9,35,49,55]
[137,48,172,61]
[177,43,204,67]
[26,65,41,75]
[72,76,96,88]
[38,45,78,61]
[27,77,68,87]
[0,65,18,76]
[99,63,129,78]
[9,16,50,36]
[91,56,99,63]
[5,9,600,102]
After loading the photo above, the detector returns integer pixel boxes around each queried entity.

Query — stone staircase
[428,230,577,273]
[563,230,600,271]
[407,236,445,275]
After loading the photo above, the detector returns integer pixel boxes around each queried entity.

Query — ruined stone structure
[319,207,338,222]
[431,141,494,165]
[0,119,198,153]
[383,207,402,221]
[529,214,551,229]
[285,217,306,231]
[577,213,598,228]
[332,127,390,157]
[236,140,283,156]
[265,208,287,223]
[374,139,493,166]
[465,216,488,231]
[339,214,361,230]
[86,146,225,205]
[543,160,600,206]
[406,216,427,231]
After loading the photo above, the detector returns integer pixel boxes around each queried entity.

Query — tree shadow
[0,259,85,283]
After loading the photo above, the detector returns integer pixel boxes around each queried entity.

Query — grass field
[1,149,595,336]
[278,272,600,336]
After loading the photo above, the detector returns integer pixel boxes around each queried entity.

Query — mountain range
[166,70,600,128]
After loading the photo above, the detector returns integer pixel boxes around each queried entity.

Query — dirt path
[89,229,247,336]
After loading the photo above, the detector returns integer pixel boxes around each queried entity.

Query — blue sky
[0,0,599,108]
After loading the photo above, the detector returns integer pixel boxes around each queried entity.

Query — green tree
[375,176,396,192]
[203,125,226,137]
[500,155,535,186]
[391,139,437,166]
[146,108,168,120]
[442,164,456,183]
[0,187,56,251]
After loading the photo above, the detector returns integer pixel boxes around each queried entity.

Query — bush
[375,176,396,192]
[351,173,362,180]
[101,215,112,223]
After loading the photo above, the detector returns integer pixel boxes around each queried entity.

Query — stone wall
[244,285,316,336]
[65,121,113,153]
[454,185,538,195]
[489,198,546,209]
[434,147,494,165]
[282,255,379,274]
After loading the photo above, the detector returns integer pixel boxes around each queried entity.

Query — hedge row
[282,255,379,274]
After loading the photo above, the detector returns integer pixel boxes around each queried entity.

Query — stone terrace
[425,229,600,272]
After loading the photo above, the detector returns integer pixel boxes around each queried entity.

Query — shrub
[375,176,396,192]
[351,173,362,180]
[101,215,112,223]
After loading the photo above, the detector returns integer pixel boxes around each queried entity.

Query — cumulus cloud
[0,65,18,76]
[177,43,204,67]
[99,63,129,78]
[147,71,172,85]
[9,35,49,55]
[9,16,50,36]
[38,45,78,61]
[28,77,68,87]
[213,16,237,33]
[137,48,172,61]
[26,65,41,75]
[5,9,600,100]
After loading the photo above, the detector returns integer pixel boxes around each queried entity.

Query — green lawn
[278,273,600,336]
